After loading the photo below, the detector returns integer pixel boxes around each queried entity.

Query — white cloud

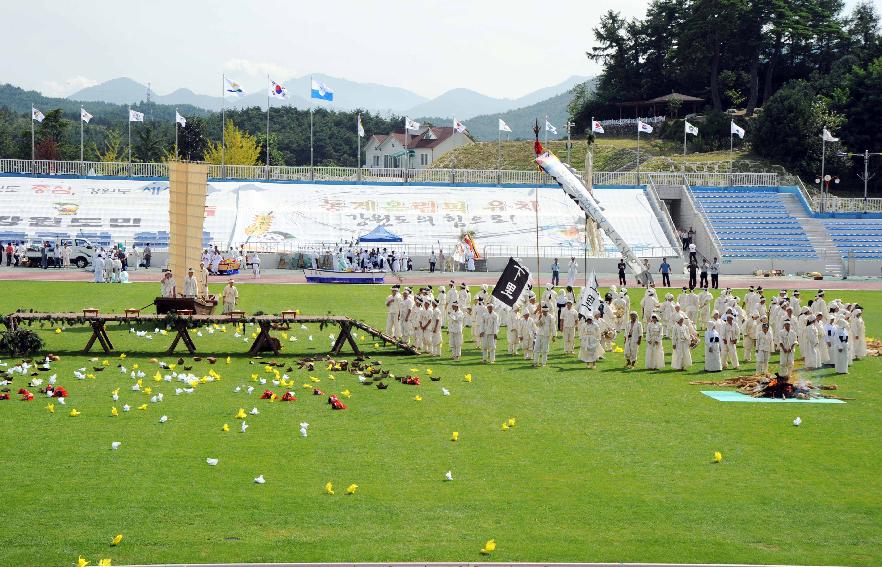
[223,58,298,81]
[40,76,99,98]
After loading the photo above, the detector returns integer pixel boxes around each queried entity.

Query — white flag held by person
[685,121,698,136]
[175,112,187,127]
[357,114,364,137]
[822,128,839,142]
[637,121,653,134]
[32,107,45,123]
[453,117,467,133]
[129,109,144,122]
[592,120,605,134]
[80,108,92,123]
[498,119,512,133]
[404,117,420,131]
[730,121,745,139]
[577,270,601,319]
[545,120,558,135]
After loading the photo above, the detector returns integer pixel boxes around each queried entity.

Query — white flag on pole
[453,117,467,133]
[637,121,653,134]
[498,119,512,133]
[730,121,745,139]
[175,111,187,127]
[577,270,601,319]
[225,78,245,97]
[32,106,45,123]
[357,114,365,137]
[545,120,558,135]
[404,117,420,131]
[822,128,839,142]
[685,121,698,136]
[592,120,605,134]
[129,109,144,122]
[80,108,93,123]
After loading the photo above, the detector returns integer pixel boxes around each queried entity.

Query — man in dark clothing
[699,259,709,288]
[40,242,49,269]
[617,258,627,286]
[144,244,152,268]
[687,259,698,289]
[710,257,720,289]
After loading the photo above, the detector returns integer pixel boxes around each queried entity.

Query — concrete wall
[657,185,721,264]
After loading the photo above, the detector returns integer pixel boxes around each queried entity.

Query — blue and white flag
[310,79,334,101]
[225,78,245,97]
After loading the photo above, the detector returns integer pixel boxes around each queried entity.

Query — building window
[420,153,429,166]
[372,155,380,167]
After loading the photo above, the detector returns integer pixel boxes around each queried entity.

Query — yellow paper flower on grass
[46,403,55,414]
[451,431,459,442]
[111,407,118,417]
[464,374,473,383]
[235,408,247,419]
[111,534,123,546]
[480,539,496,554]
[713,451,723,463]
[414,395,423,401]
[76,556,90,567]
[222,423,230,432]
[325,481,335,495]
[98,559,112,566]
[69,409,81,417]
[346,483,358,495]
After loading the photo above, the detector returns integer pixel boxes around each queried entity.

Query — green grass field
[1,281,880,567]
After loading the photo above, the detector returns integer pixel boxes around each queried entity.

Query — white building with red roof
[365,126,473,169]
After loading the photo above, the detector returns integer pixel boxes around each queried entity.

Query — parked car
[24,237,94,268]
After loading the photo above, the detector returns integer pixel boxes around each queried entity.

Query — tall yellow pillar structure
[168,161,208,288]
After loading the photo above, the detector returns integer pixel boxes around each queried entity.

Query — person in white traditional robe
[458,284,472,327]
[704,321,723,372]
[400,290,415,345]
[160,272,176,298]
[697,287,713,329]
[561,300,579,354]
[430,300,443,356]
[210,251,222,274]
[92,254,105,283]
[623,311,643,369]
[221,279,238,313]
[472,298,487,347]
[183,268,198,298]
[507,305,521,355]
[671,315,693,370]
[802,318,821,369]
[660,294,676,338]
[579,314,601,368]
[249,252,260,278]
[641,288,659,323]
[756,322,774,375]
[790,290,802,313]
[418,299,433,352]
[721,314,740,370]
[112,256,124,283]
[852,309,867,359]
[813,290,827,315]
[777,319,798,377]
[742,312,758,362]
[385,286,402,338]
[822,315,836,366]
[533,305,554,367]
[519,311,536,360]
[447,302,464,360]
[645,314,664,369]
[437,286,448,327]
[833,319,850,374]
[480,303,500,363]
[566,257,578,287]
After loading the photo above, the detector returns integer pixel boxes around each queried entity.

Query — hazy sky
[3,0,880,100]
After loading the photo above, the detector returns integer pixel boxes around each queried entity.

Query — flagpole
[683,120,687,157]
[128,106,132,177]
[729,129,734,174]
[544,114,548,149]
[820,134,827,213]
[636,126,641,185]
[30,107,35,164]
[80,105,84,165]
[310,75,314,180]
[266,74,270,179]
[497,126,501,185]
[534,184,541,287]
[221,74,226,178]
[357,113,362,182]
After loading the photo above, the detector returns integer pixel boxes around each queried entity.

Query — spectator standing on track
[5,242,12,266]
[658,257,671,287]
[699,259,709,288]
[688,242,697,263]
[687,258,698,289]
[617,258,627,286]
[551,258,560,286]
[679,229,688,251]
[144,244,152,268]
[710,257,720,289]
[429,250,437,273]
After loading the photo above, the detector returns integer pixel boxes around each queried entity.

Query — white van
[25,237,95,268]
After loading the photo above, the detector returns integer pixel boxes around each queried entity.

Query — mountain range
[68,74,591,120]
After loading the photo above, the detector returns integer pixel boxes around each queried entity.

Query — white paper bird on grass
[111,442,121,450]
[300,324,308,330]
[241,421,249,433]
[308,335,314,341]
[206,458,219,466]
[442,387,450,396]
[254,474,265,484]
[249,407,259,415]
[159,415,168,423]
[793,416,802,426]
[445,470,453,481]
[246,386,255,394]
[300,426,308,438]
[58,397,66,405]
[122,404,130,412]
[234,386,241,393]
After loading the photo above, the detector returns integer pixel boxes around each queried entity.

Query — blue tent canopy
[358,225,402,243]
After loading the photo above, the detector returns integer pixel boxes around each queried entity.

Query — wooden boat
[154,295,219,315]
[303,268,385,284]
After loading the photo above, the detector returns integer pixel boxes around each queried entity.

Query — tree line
[569,0,882,188]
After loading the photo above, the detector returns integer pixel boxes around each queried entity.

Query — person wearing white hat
[623,311,643,369]
[852,309,867,359]
[183,267,198,298]
[507,305,522,355]
[519,311,536,360]
[560,299,579,355]
[437,286,448,327]
[704,320,723,372]
[645,313,664,369]
[447,302,464,360]
[542,284,559,335]
[721,314,740,370]
[815,312,831,365]
[833,319,850,374]
[400,290,415,345]
[802,317,821,369]
[479,303,500,363]
[472,297,487,347]
[640,288,659,323]
[457,283,472,327]
[385,286,402,338]
[533,305,554,367]
[755,322,774,375]
[660,293,676,338]
[790,290,801,313]
[742,312,759,363]
[579,313,601,369]
[430,300,443,356]
[697,286,713,330]
[612,290,628,332]
[567,257,578,287]
[777,319,798,377]
[813,290,827,315]
[671,315,693,370]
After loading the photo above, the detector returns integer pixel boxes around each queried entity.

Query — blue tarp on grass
[701,390,845,404]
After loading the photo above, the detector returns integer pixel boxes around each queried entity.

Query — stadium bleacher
[823,219,882,259]
[690,187,817,259]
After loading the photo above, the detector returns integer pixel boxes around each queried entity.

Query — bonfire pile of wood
[690,374,848,400]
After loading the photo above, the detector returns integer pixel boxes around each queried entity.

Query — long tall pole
[566,120,573,163]
[221,74,226,177]
[683,120,687,157]
[357,113,362,181]
[80,105,84,164]
[310,75,315,178]
[266,74,271,178]
[583,214,588,287]
[534,185,541,287]
[497,127,501,182]
[636,126,641,185]
[544,114,548,149]
[864,149,869,208]
[128,106,132,164]
[729,130,734,173]
[30,108,35,163]
[820,135,827,212]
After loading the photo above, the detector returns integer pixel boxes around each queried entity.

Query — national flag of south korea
[175,111,187,127]
[545,120,558,135]
[80,107,93,123]
[638,121,653,134]
[32,106,45,123]
[822,128,839,142]
[269,79,288,99]
[685,121,698,136]
[357,114,364,137]
[498,118,512,133]
[591,120,604,134]
[453,117,467,133]
[730,121,745,139]
[404,117,420,131]
[129,109,144,122]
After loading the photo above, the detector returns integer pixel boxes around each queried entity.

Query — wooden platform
[4,312,419,356]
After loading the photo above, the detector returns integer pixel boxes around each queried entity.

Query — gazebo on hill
[615,92,704,118]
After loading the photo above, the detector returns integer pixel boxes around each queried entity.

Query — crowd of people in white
[384,283,865,376]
